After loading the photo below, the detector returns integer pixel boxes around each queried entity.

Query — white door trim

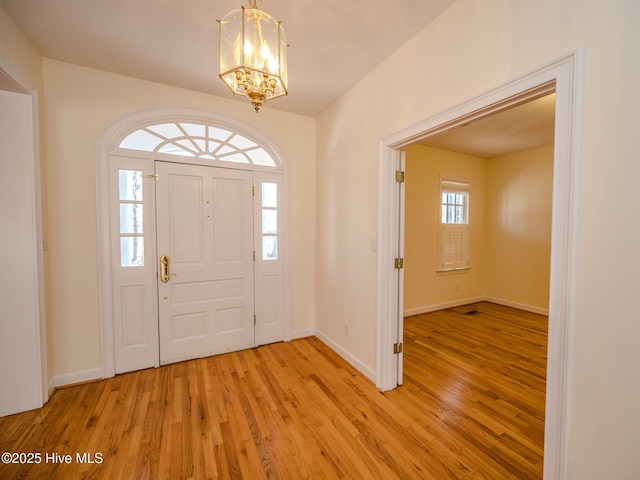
[377,51,583,480]
[96,107,291,378]
[0,54,48,408]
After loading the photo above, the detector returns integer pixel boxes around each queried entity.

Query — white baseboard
[483,296,549,315]
[46,331,369,394]
[404,296,485,317]
[47,380,56,398]
[288,328,377,384]
[404,296,548,317]
[48,367,102,390]
[44,298,544,396]
[291,327,315,340]
[314,329,376,383]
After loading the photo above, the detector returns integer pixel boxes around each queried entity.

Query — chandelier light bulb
[219,1,288,112]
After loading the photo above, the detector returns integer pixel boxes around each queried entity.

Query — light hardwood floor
[0,302,547,479]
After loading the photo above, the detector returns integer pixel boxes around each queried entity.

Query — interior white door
[155,162,255,364]
[0,89,44,416]
[396,151,406,386]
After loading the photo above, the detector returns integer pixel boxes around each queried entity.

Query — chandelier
[219,0,288,112]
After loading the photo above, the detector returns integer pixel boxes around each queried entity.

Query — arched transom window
[119,121,278,167]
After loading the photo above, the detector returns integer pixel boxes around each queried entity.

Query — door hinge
[253,250,256,261]
[254,314,257,325]
[394,257,404,269]
[252,185,255,196]
[143,173,159,181]
[393,342,403,354]
[395,170,405,183]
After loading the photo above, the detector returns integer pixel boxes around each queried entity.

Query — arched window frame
[114,118,283,170]
[107,109,285,173]
[97,107,291,379]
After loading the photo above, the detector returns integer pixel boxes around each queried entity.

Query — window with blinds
[439,180,470,271]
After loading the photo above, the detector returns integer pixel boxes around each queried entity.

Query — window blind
[440,223,469,270]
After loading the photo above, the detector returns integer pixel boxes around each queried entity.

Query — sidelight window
[118,170,145,267]
[261,182,278,260]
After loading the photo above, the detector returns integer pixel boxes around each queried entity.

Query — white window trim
[117,120,280,168]
[96,107,292,378]
[438,179,470,272]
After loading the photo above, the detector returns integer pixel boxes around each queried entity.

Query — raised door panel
[110,156,158,374]
[254,173,285,346]
[156,162,254,364]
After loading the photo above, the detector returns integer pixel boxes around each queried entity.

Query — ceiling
[0,0,455,117]
[1,0,555,155]
[417,93,556,157]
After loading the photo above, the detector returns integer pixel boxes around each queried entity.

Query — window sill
[436,267,471,275]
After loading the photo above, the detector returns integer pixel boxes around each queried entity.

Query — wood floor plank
[0,302,546,479]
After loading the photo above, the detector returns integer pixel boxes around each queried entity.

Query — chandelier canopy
[219,0,288,112]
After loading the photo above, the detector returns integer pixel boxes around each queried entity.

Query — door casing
[0,56,47,416]
[97,107,291,378]
[377,51,583,479]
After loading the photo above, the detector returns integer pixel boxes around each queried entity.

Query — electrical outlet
[345,324,350,336]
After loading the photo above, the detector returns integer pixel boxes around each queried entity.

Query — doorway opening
[97,108,291,378]
[400,92,555,477]
[377,51,582,478]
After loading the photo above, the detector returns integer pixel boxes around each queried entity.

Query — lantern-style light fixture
[219,0,288,112]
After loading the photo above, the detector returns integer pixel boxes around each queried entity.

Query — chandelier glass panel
[219,0,288,112]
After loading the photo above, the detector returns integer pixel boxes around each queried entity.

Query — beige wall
[403,144,552,314]
[0,8,42,88]
[41,58,316,379]
[2,3,317,390]
[485,145,553,309]
[4,0,640,476]
[403,144,487,312]
[1,9,49,388]
[316,0,640,477]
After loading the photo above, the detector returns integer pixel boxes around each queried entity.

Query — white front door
[155,161,255,364]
